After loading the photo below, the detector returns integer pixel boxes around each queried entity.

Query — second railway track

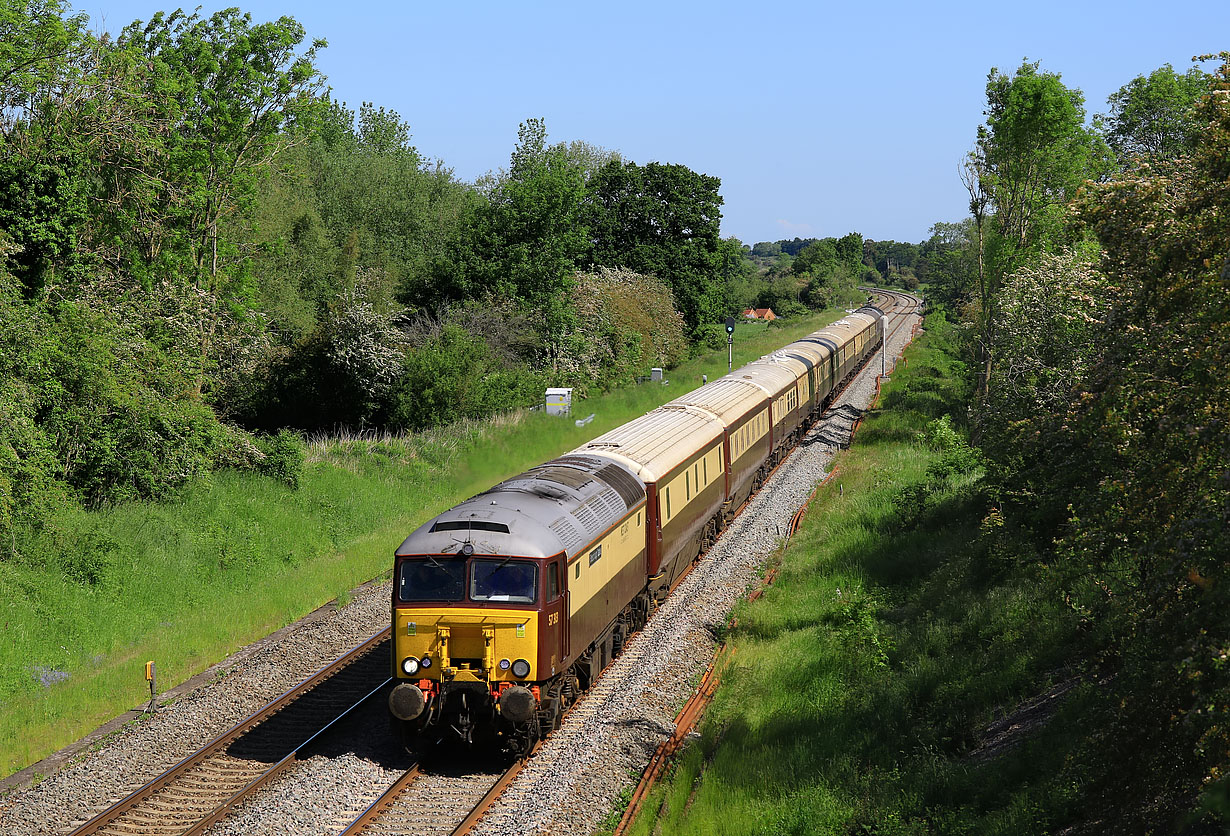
[66,631,392,836]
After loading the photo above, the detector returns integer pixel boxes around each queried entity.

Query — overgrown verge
[620,311,1225,835]
[0,310,841,780]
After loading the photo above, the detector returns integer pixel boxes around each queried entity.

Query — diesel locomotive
[388,305,885,755]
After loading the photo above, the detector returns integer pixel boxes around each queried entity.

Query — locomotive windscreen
[398,557,466,602]
[469,559,538,603]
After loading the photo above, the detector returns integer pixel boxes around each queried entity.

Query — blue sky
[82,0,1229,246]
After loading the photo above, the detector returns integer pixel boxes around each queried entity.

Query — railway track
[66,631,392,836]
[336,760,511,836]
[53,291,924,836]
[341,293,928,836]
[609,288,922,836]
[339,752,539,836]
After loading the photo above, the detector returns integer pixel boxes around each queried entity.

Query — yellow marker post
[144,661,156,713]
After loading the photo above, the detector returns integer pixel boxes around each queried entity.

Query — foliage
[974,61,1111,255]
[387,324,546,431]
[863,237,927,286]
[107,8,325,283]
[321,271,406,408]
[564,267,688,391]
[0,260,66,551]
[0,0,87,121]
[798,237,864,310]
[1105,63,1211,162]
[254,429,305,488]
[586,158,725,333]
[960,60,1111,401]
[962,52,1230,832]
[920,219,980,308]
[1040,54,1229,830]
[976,244,1111,497]
[462,118,588,308]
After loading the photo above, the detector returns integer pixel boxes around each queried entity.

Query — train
[387,303,886,755]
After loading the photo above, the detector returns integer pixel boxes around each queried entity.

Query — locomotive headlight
[401,657,420,676]
[420,655,433,669]
[511,658,531,679]
[499,658,511,671]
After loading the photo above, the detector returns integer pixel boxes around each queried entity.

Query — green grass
[624,315,1086,835]
[0,311,847,779]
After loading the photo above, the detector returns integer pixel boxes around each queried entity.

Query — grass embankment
[0,312,844,779]
[619,315,1087,835]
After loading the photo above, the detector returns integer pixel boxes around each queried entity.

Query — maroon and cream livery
[389,305,886,755]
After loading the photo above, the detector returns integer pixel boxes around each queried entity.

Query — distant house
[742,308,777,321]
[741,308,757,319]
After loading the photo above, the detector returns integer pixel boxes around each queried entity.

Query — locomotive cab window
[547,561,560,599]
[398,557,465,603]
[470,558,538,603]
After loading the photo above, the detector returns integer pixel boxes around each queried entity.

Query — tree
[962,60,1111,399]
[973,60,1110,254]
[1105,63,1211,162]
[109,9,325,284]
[978,243,1110,493]
[586,158,725,333]
[0,0,88,128]
[791,238,837,277]
[978,52,1230,830]
[462,118,589,308]
[0,0,94,292]
[921,219,979,307]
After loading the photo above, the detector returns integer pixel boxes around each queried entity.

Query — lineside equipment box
[545,387,573,416]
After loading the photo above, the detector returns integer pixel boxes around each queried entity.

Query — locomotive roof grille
[531,465,594,490]
[549,517,585,552]
[596,464,646,507]
[430,520,511,534]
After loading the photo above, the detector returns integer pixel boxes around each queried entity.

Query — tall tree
[463,118,589,308]
[110,9,326,284]
[973,60,1109,254]
[987,52,1230,829]
[0,0,93,292]
[963,60,1109,398]
[0,0,87,126]
[586,158,725,333]
[1105,63,1211,162]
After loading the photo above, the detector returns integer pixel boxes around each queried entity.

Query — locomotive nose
[389,683,426,720]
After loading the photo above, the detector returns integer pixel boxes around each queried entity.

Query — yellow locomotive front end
[388,550,552,754]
